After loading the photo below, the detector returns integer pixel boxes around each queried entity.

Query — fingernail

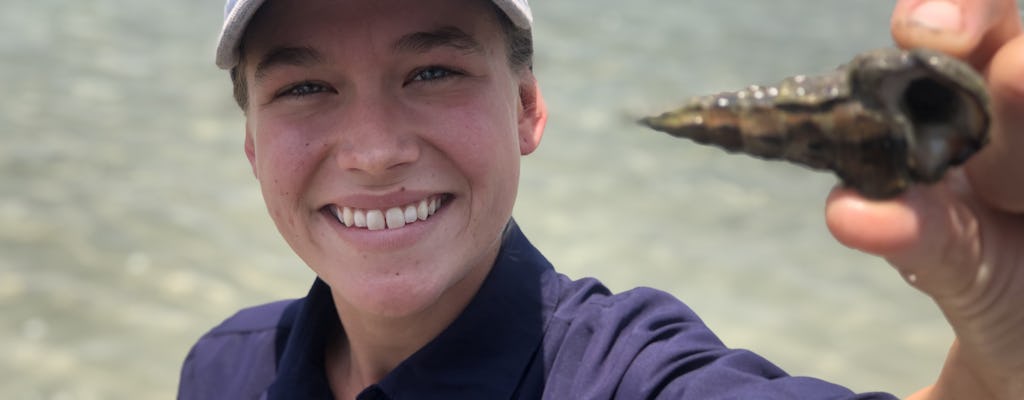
[908,1,964,32]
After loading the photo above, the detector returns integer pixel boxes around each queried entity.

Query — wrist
[920,340,1022,400]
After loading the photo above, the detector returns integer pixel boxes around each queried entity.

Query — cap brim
[215,0,267,69]
[215,0,531,70]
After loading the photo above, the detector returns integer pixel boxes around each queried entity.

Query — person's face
[240,0,546,317]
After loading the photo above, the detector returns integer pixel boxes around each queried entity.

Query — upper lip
[324,190,446,210]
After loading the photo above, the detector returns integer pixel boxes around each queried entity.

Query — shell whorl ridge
[640,47,990,199]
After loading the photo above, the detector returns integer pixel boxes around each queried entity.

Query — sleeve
[542,284,898,400]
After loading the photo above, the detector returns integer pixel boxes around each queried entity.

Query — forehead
[241,0,504,62]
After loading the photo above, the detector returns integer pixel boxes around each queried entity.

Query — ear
[517,73,548,156]
[244,121,259,179]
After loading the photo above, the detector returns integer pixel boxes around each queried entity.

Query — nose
[333,93,420,177]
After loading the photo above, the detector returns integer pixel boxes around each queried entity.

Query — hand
[823,0,1024,399]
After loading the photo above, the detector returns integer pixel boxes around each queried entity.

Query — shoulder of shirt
[179,299,302,399]
[550,273,700,322]
[200,298,301,338]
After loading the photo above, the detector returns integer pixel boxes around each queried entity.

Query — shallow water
[4,1,1019,398]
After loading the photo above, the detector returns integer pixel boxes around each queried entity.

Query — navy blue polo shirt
[178,222,897,399]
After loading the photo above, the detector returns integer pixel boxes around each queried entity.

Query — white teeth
[366,209,385,230]
[342,207,354,227]
[353,209,367,228]
[334,195,444,230]
[417,199,428,221]
[385,207,405,229]
[403,205,417,224]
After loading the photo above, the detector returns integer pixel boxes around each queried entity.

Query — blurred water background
[5,1,1021,399]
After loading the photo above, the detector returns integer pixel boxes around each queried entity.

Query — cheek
[250,120,324,210]
[251,124,329,250]
[446,104,523,212]
[437,94,522,180]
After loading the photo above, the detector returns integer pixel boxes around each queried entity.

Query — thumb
[891,0,1021,68]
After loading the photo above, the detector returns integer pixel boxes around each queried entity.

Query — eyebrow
[254,46,325,82]
[393,26,484,55]
[251,27,483,83]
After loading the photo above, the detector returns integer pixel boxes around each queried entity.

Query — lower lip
[322,200,449,250]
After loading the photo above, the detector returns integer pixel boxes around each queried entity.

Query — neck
[324,256,495,394]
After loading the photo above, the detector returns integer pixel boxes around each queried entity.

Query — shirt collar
[268,220,556,399]
[266,274,339,399]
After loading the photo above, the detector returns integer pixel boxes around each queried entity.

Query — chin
[329,268,459,318]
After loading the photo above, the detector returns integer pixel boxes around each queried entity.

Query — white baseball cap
[215,0,533,69]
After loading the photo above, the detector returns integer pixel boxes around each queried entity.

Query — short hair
[229,4,533,111]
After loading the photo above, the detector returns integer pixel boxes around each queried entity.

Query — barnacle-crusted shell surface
[640,47,990,199]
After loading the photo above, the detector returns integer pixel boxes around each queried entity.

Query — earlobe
[517,75,548,156]
[244,122,259,179]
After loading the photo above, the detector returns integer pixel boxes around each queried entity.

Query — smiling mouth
[328,194,451,230]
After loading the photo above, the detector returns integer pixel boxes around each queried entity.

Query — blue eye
[411,66,457,82]
[280,82,331,97]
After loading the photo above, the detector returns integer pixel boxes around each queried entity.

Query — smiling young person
[179,0,1024,399]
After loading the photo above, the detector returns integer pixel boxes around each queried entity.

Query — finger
[823,188,920,255]
[891,0,1022,68]
[965,34,1024,212]
[824,177,983,299]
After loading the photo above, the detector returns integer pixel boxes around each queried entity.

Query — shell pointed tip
[637,115,662,129]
